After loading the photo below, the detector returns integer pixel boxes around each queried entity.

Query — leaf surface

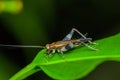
[10,33,120,80]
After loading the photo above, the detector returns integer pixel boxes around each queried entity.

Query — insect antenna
[0,44,45,49]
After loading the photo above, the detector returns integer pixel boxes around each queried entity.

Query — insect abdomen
[60,43,74,52]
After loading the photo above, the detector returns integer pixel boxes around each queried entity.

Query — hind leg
[81,42,98,50]
[62,28,75,41]
[63,28,90,41]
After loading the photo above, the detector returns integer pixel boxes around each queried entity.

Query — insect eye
[46,44,50,49]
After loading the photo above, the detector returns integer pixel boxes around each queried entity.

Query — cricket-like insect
[0,28,97,56]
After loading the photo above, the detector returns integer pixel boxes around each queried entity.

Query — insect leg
[45,49,53,57]
[48,50,55,57]
[62,28,75,41]
[63,28,91,42]
[62,28,82,51]
[76,38,92,43]
[52,49,56,54]
[71,28,96,44]
[81,42,98,50]
[58,48,65,58]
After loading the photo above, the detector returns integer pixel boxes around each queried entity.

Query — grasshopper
[0,28,97,56]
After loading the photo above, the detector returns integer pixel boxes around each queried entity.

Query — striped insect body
[44,28,97,56]
[0,28,97,56]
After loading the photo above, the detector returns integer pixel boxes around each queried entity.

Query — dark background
[0,0,120,80]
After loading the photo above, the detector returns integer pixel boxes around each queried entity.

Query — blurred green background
[0,0,120,80]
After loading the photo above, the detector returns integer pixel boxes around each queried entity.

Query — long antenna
[0,44,45,48]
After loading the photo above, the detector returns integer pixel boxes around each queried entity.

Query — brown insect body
[46,40,77,49]
[45,39,81,54]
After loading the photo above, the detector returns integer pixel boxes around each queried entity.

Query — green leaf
[10,33,120,80]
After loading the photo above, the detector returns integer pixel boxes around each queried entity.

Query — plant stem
[9,63,41,80]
